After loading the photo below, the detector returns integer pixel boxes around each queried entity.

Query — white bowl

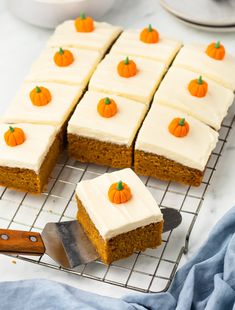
[8,0,115,29]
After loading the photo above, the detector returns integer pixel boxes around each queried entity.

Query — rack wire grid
[0,110,234,293]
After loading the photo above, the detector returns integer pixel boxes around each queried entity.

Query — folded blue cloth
[1,206,235,310]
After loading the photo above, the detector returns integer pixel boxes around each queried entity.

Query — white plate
[160,0,235,27]
[173,14,235,33]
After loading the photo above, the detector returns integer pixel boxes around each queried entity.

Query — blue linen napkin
[1,206,235,310]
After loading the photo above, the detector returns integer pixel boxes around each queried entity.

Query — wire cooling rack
[0,111,234,293]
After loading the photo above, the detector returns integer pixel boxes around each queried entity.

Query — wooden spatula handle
[0,228,45,255]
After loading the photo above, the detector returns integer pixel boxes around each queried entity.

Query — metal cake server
[0,208,182,269]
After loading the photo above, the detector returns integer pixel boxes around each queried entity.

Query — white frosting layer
[3,82,83,126]
[154,67,234,130]
[0,123,58,172]
[135,104,218,171]
[68,91,147,146]
[76,168,163,240]
[111,29,181,66]
[173,44,235,91]
[25,47,101,87]
[47,21,122,55]
[89,53,167,105]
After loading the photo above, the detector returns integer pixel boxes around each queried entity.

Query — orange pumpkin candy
[54,48,74,67]
[75,13,94,32]
[108,181,132,204]
[97,97,117,118]
[168,118,190,138]
[117,57,137,78]
[206,41,225,60]
[4,126,25,147]
[140,24,159,44]
[30,86,52,106]
[188,76,208,98]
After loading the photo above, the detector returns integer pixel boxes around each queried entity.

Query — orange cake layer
[68,134,133,168]
[0,136,61,194]
[76,196,163,264]
[134,150,203,187]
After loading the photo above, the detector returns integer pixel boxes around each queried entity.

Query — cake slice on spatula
[0,207,181,268]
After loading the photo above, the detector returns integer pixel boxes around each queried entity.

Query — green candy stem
[197,76,203,85]
[215,41,220,49]
[9,126,14,133]
[124,56,129,65]
[80,12,86,20]
[178,118,185,126]
[35,86,41,93]
[59,47,64,55]
[116,181,124,191]
[148,24,153,32]
[104,97,111,105]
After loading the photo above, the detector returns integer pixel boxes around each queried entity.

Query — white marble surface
[0,0,235,298]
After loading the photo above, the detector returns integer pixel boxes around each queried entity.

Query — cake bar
[76,168,163,264]
[67,91,147,168]
[134,104,218,186]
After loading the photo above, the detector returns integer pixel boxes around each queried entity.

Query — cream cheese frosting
[154,67,234,130]
[89,53,167,105]
[25,47,101,87]
[173,44,235,91]
[135,104,218,171]
[76,168,163,240]
[0,123,59,172]
[110,29,181,66]
[68,90,147,146]
[2,82,84,126]
[47,20,122,55]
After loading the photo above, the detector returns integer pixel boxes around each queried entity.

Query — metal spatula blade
[0,207,181,269]
[41,221,99,269]
[161,207,182,233]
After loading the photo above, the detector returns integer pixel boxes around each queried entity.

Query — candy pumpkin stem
[124,57,129,65]
[104,97,111,105]
[215,41,220,48]
[9,126,14,133]
[80,12,86,20]
[178,118,185,126]
[116,181,124,191]
[197,76,203,85]
[148,24,153,32]
[35,86,41,93]
[59,47,64,55]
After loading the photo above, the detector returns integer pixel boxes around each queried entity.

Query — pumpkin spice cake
[2,82,84,127]
[89,53,167,105]
[153,67,234,130]
[76,168,163,264]
[0,123,60,193]
[134,104,219,186]
[25,47,101,87]
[110,26,181,66]
[173,42,235,91]
[47,15,122,55]
[67,90,147,168]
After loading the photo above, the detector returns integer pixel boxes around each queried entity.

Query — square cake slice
[2,82,83,129]
[47,20,122,55]
[89,53,167,105]
[0,123,61,193]
[25,47,101,87]
[76,168,163,264]
[110,28,181,66]
[173,44,235,91]
[134,104,218,186]
[67,91,147,168]
[154,67,234,130]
